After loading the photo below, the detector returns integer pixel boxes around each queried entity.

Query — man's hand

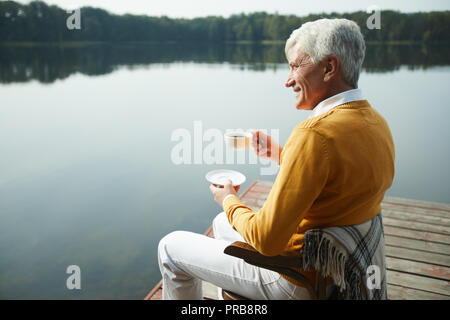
[209,179,240,207]
[250,130,282,165]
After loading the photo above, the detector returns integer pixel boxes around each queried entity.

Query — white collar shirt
[308,88,364,119]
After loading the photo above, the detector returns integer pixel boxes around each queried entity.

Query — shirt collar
[308,88,363,119]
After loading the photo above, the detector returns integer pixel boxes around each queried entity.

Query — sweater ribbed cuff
[222,194,235,208]
[222,194,242,211]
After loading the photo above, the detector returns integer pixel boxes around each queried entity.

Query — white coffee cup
[224,131,252,150]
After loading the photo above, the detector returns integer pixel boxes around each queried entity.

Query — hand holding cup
[250,130,282,165]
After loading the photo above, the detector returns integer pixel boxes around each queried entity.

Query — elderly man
[158,18,395,300]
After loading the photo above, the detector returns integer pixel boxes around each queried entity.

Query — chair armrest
[224,241,303,269]
[223,241,318,299]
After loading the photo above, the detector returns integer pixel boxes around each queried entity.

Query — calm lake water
[0,43,449,299]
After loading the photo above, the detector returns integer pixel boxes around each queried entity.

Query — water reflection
[1,42,449,83]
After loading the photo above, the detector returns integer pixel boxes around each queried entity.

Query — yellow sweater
[223,100,395,287]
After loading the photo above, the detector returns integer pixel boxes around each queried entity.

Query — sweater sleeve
[223,128,330,256]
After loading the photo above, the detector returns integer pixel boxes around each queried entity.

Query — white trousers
[157,211,312,300]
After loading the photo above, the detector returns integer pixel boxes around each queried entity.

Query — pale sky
[12,0,450,18]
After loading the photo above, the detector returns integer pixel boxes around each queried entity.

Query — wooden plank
[255,180,274,188]
[383,196,450,213]
[385,234,450,255]
[149,288,162,300]
[383,217,450,235]
[386,245,450,267]
[241,198,265,208]
[383,196,450,211]
[387,270,450,296]
[203,281,220,300]
[244,191,269,201]
[387,284,449,300]
[386,257,450,281]
[382,209,450,227]
[239,180,259,198]
[250,185,272,194]
[384,225,450,245]
[205,225,214,238]
[382,203,450,219]
[144,280,162,300]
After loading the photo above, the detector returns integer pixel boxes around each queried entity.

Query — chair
[221,216,386,300]
[222,240,333,300]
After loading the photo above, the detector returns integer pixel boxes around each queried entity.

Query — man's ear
[323,55,340,82]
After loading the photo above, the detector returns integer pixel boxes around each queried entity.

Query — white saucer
[205,169,246,187]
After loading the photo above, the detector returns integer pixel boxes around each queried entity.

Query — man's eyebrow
[289,56,304,65]
[297,56,307,64]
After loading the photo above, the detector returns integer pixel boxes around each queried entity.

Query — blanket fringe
[301,230,364,300]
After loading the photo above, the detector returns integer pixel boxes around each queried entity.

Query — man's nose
[285,79,295,88]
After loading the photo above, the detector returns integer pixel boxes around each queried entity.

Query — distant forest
[0,0,449,43]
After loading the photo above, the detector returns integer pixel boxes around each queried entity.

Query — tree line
[0,0,449,43]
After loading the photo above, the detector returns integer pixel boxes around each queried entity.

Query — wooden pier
[145,180,450,300]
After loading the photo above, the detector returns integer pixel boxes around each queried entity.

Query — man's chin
[295,101,308,110]
[295,99,314,111]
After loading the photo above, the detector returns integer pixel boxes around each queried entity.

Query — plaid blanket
[300,213,387,300]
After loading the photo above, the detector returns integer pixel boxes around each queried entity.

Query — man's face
[286,45,327,110]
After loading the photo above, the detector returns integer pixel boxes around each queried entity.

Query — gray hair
[285,18,366,88]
